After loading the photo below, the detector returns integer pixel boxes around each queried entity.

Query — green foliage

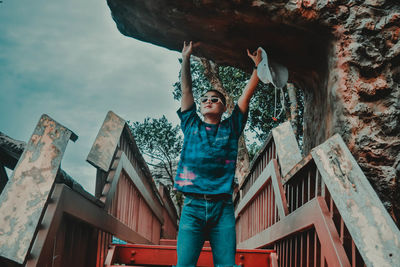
[217,65,249,100]
[173,59,213,101]
[129,116,184,213]
[247,141,261,162]
[128,116,182,180]
[248,83,287,141]
[131,59,304,213]
[133,59,303,178]
[294,87,305,147]
[173,59,289,145]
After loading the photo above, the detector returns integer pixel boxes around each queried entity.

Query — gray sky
[0,0,182,193]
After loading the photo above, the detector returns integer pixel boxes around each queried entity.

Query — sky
[0,0,182,193]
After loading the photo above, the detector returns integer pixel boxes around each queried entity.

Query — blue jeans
[176,195,238,267]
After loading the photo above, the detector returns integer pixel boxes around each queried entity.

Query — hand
[182,41,193,59]
[247,48,262,67]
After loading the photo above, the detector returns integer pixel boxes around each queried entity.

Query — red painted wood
[107,244,275,267]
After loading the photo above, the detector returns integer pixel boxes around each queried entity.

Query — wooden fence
[235,122,400,267]
[0,111,178,267]
[1,113,399,267]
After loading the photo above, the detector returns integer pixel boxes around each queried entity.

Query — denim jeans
[175,195,238,267]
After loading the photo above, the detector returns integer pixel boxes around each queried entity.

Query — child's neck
[204,114,221,125]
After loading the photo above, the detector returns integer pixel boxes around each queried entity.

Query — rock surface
[107,0,400,224]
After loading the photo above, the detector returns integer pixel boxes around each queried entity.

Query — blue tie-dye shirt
[174,103,247,195]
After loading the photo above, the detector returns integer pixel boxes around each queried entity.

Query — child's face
[200,92,226,117]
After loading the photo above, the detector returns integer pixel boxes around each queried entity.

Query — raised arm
[238,48,262,114]
[181,41,195,111]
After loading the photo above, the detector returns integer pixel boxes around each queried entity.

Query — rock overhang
[107,0,333,89]
[106,0,400,224]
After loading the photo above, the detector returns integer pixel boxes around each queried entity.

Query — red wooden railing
[280,155,365,266]
[1,113,399,267]
[277,158,363,267]
[0,112,178,267]
[240,134,276,197]
[235,124,400,267]
[89,112,176,266]
[235,134,359,266]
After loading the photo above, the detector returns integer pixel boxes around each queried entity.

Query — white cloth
[257,47,288,88]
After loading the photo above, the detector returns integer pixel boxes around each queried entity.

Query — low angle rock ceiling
[107,0,331,88]
[107,1,400,224]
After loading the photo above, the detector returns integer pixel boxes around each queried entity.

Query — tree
[129,116,182,182]
[129,116,184,213]
[130,60,303,213]
[173,59,303,150]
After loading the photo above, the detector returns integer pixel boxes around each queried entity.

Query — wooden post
[312,134,400,267]
[0,114,77,264]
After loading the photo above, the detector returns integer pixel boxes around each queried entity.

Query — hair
[201,89,226,106]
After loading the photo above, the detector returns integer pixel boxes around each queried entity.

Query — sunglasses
[200,96,223,104]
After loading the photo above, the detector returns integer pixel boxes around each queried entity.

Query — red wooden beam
[106,244,276,267]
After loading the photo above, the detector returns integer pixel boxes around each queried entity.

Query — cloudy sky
[0,0,182,193]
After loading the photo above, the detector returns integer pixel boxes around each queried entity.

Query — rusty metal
[105,243,276,267]
[271,121,302,177]
[0,114,77,264]
[87,111,125,172]
[311,134,400,267]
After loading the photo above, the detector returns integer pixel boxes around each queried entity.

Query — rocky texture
[107,0,400,224]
